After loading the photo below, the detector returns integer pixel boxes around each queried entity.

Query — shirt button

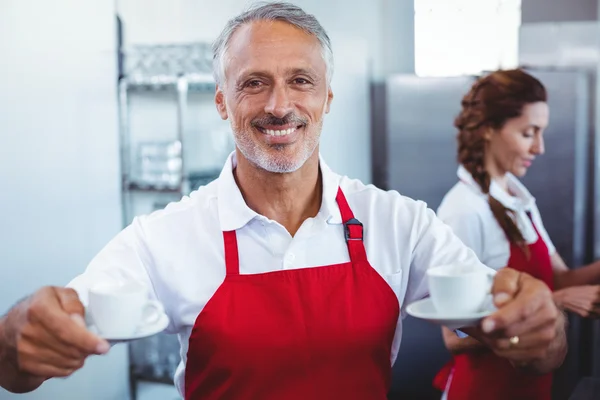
[284,253,295,268]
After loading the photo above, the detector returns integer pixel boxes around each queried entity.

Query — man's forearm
[0,314,45,393]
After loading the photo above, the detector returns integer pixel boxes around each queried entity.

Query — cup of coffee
[88,283,164,337]
[427,263,496,316]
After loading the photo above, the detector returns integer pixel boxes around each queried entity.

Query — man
[0,2,566,399]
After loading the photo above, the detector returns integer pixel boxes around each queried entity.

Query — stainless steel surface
[519,21,600,69]
[594,58,600,381]
[386,75,474,210]
[176,76,189,194]
[118,78,132,228]
[522,69,594,400]
[521,0,598,24]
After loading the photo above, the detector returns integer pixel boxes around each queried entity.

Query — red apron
[434,213,554,400]
[184,187,400,400]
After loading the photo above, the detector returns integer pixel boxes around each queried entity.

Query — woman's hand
[554,285,600,318]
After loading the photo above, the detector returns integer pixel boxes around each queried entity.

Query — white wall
[0,0,128,399]
[117,0,415,184]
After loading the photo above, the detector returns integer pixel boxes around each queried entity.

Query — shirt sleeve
[66,216,167,326]
[402,201,492,315]
[529,203,556,256]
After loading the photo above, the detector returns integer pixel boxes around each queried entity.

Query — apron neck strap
[336,187,368,263]
[223,230,240,275]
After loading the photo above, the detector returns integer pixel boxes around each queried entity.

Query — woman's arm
[552,253,600,289]
[553,285,600,318]
[551,253,600,318]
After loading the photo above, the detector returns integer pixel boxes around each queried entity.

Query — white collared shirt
[437,165,556,271]
[68,153,489,395]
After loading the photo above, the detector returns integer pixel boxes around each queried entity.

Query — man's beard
[232,114,321,173]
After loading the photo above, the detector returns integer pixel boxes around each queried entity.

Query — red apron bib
[434,213,554,400]
[184,187,400,400]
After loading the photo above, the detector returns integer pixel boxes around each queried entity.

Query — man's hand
[0,287,110,393]
[463,268,567,373]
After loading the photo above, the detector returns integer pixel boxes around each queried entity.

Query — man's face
[215,20,333,173]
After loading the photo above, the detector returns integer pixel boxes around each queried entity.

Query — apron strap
[336,187,368,263]
[223,230,240,275]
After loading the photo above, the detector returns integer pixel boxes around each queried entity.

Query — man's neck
[233,149,322,236]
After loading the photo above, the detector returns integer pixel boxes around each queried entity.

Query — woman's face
[485,101,549,178]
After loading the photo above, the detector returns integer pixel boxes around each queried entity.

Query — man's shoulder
[338,176,430,219]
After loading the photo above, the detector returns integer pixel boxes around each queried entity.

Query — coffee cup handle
[486,269,497,294]
[141,300,164,326]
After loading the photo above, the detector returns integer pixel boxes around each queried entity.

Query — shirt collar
[319,155,343,224]
[457,165,535,211]
[217,152,258,231]
[217,152,343,231]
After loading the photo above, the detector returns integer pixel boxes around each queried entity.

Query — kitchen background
[2,0,600,399]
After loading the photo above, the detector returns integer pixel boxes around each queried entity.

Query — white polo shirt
[68,152,488,395]
[437,165,556,271]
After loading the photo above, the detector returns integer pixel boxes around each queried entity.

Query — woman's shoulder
[437,181,491,221]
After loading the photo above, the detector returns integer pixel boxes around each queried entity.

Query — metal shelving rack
[118,72,217,226]
[117,43,221,399]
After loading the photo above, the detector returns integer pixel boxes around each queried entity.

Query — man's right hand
[0,287,110,392]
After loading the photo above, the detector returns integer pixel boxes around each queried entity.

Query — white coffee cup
[427,264,496,316]
[88,283,164,337]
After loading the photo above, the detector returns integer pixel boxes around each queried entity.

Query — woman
[433,69,600,400]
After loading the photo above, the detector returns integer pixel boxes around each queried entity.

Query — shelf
[130,361,176,387]
[131,372,176,386]
[122,73,216,92]
[188,170,221,188]
[124,171,220,194]
[125,182,182,194]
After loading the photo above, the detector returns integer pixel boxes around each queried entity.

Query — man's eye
[246,80,262,88]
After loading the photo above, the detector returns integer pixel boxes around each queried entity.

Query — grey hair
[212,1,334,86]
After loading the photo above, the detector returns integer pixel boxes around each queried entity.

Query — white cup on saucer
[427,264,495,316]
[88,283,164,338]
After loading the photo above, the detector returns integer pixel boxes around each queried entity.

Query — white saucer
[87,312,170,343]
[405,296,497,331]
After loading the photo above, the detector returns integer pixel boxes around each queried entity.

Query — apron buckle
[344,218,364,242]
